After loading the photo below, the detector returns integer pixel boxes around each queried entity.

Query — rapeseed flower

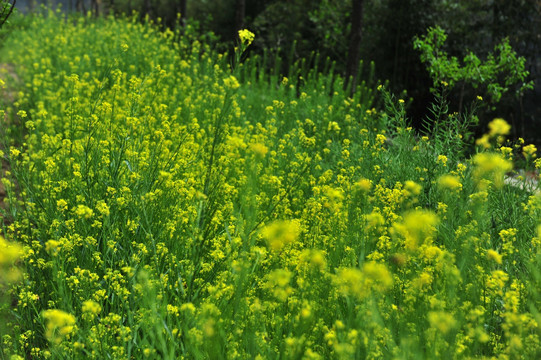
[261,219,301,251]
[487,249,503,264]
[56,199,68,212]
[45,240,61,255]
[354,178,372,193]
[0,236,22,284]
[476,118,511,148]
[42,309,77,344]
[523,144,537,160]
[428,311,456,334]
[249,142,268,158]
[488,118,511,137]
[365,211,385,230]
[475,134,491,149]
[403,180,422,197]
[393,210,439,250]
[472,152,512,188]
[75,204,94,219]
[299,249,326,271]
[82,300,101,315]
[362,261,393,291]
[437,174,462,192]
[265,269,293,301]
[336,267,364,299]
[223,75,240,90]
[5,10,541,359]
[436,155,448,166]
[0,236,22,267]
[336,262,393,300]
[238,29,255,46]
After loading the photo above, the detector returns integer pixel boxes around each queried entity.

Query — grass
[1,9,541,360]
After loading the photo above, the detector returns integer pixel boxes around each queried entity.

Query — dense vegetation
[105,0,541,142]
[1,6,541,360]
[13,1,541,142]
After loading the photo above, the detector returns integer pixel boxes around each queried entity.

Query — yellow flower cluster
[42,309,77,345]
[0,235,22,284]
[238,29,255,46]
[0,10,540,360]
[476,118,511,148]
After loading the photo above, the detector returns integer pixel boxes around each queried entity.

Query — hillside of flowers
[1,10,541,360]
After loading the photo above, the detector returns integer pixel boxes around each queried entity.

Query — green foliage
[0,1,15,28]
[414,26,533,105]
[421,85,479,163]
[3,7,541,360]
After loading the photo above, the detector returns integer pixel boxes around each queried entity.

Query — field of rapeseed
[1,10,541,360]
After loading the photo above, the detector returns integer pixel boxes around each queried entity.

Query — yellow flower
[249,142,268,158]
[428,311,456,334]
[499,146,513,159]
[0,236,22,284]
[472,153,512,188]
[95,200,110,217]
[336,262,393,300]
[437,174,462,192]
[265,269,293,301]
[0,236,22,267]
[488,118,511,137]
[42,309,77,344]
[393,210,439,250]
[223,75,240,90]
[327,121,341,132]
[261,220,301,251]
[361,261,393,291]
[486,249,502,264]
[354,178,372,193]
[365,211,385,230]
[436,155,448,166]
[336,267,364,299]
[523,144,537,159]
[238,29,255,46]
[56,199,68,212]
[82,300,101,315]
[476,134,491,149]
[487,270,509,296]
[10,147,20,157]
[403,180,422,197]
[45,240,61,255]
[375,133,387,145]
[75,204,94,219]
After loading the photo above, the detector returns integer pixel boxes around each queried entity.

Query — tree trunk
[76,0,86,13]
[142,0,152,18]
[344,0,365,93]
[180,0,187,25]
[91,0,101,16]
[235,0,246,36]
[162,0,181,29]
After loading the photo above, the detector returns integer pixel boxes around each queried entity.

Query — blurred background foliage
[9,0,541,144]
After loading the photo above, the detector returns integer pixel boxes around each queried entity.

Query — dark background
[11,0,541,144]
